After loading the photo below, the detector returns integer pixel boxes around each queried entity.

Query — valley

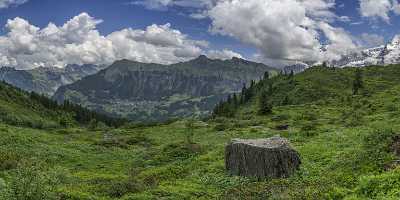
[53,56,277,122]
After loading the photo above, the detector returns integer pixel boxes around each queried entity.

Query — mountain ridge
[0,64,104,96]
[284,35,400,73]
[53,56,277,122]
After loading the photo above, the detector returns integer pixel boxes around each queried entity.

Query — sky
[0,0,400,69]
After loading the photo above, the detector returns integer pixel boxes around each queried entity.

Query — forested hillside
[0,81,125,129]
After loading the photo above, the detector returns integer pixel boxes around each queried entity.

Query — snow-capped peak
[283,34,400,71]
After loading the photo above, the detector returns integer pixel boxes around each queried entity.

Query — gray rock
[225,136,301,179]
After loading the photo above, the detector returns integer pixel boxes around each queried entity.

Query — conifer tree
[263,71,270,80]
[258,90,272,115]
[353,68,363,95]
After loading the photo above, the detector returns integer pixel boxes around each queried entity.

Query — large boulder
[225,136,301,179]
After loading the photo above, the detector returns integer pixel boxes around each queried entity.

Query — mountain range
[53,56,277,122]
[2,34,400,122]
[284,34,400,73]
[0,64,104,96]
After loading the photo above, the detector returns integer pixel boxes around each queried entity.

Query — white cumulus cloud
[0,13,227,69]
[0,0,28,9]
[206,49,243,60]
[208,0,358,62]
[130,0,218,10]
[359,33,385,47]
[359,0,400,22]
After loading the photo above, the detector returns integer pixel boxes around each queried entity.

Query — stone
[225,136,301,179]
[275,124,289,130]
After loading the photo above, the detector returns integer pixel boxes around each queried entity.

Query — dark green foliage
[300,121,319,137]
[154,143,201,163]
[3,163,61,200]
[263,71,270,80]
[93,176,143,198]
[212,95,237,118]
[184,118,196,144]
[361,128,397,169]
[0,151,19,171]
[125,134,153,146]
[352,68,364,95]
[0,81,126,128]
[257,90,273,115]
[354,168,400,199]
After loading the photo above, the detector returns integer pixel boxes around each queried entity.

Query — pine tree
[232,93,238,108]
[352,68,363,95]
[263,71,270,80]
[282,95,290,105]
[258,90,272,115]
[289,70,294,79]
[184,118,196,144]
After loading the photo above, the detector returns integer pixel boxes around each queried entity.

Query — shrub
[361,128,397,169]
[300,121,319,137]
[354,168,400,199]
[153,143,200,163]
[184,118,196,144]
[94,138,128,149]
[125,134,153,146]
[87,119,109,131]
[0,151,19,171]
[214,123,229,131]
[271,114,290,122]
[5,163,61,200]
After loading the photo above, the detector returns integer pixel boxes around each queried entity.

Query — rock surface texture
[225,136,301,179]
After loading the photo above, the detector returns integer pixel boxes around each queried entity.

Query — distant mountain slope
[0,64,103,96]
[53,56,277,122]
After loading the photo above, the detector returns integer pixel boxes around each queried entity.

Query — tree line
[0,80,126,127]
[29,92,127,127]
[213,71,277,118]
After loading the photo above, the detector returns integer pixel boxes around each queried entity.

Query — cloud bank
[208,0,357,62]
[359,0,400,22]
[134,0,359,63]
[0,0,28,9]
[0,13,241,69]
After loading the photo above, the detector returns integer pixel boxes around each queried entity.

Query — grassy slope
[0,82,68,128]
[1,65,400,199]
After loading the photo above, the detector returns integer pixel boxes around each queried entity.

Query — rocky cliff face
[0,64,103,96]
[284,35,400,72]
[53,56,277,122]
[330,35,400,68]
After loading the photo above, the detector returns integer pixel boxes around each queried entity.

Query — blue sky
[0,0,400,68]
[0,0,243,51]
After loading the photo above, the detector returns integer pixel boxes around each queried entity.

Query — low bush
[153,143,201,163]
[361,128,397,170]
[271,114,290,122]
[300,121,319,137]
[214,123,229,131]
[92,177,143,198]
[0,151,20,171]
[3,163,61,200]
[125,134,153,146]
[354,168,400,199]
